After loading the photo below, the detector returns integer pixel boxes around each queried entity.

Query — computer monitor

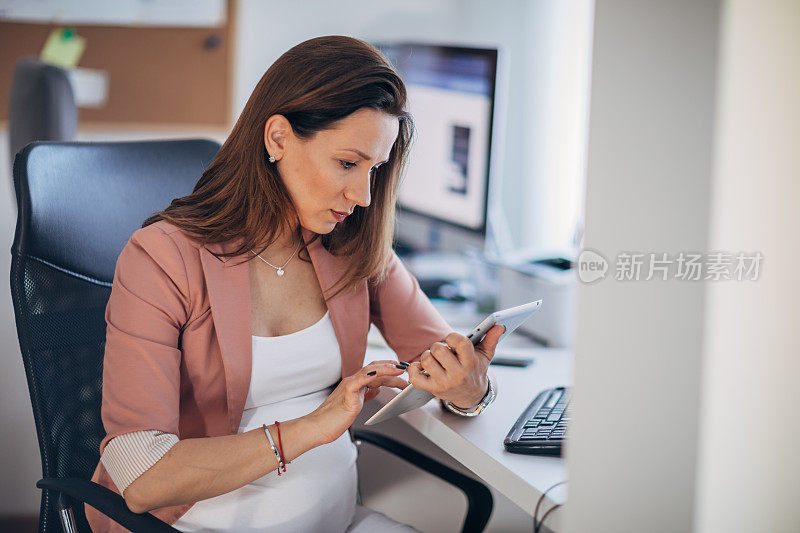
[378,43,500,237]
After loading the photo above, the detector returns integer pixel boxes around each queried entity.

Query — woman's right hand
[307,361,407,444]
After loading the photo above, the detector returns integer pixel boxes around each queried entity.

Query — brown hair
[143,36,411,297]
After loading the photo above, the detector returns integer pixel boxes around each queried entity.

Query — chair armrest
[352,429,493,533]
[36,478,179,532]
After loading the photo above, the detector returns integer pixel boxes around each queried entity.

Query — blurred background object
[7,57,77,173]
[0,1,233,127]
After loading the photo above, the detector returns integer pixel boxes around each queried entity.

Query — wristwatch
[440,376,496,417]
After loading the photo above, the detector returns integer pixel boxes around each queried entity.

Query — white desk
[362,303,572,531]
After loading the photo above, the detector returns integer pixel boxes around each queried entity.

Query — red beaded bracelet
[275,420,287,473]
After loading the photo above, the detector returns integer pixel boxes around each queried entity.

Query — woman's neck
[264,225,301,255]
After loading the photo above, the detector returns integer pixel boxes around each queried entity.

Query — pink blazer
[87,220,451,531]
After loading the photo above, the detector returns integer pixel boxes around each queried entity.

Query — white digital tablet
[364,299,543,425]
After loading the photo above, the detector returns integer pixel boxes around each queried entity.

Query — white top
[173,311,359,532]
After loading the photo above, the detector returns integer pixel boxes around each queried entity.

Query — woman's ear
[263,114,292,161]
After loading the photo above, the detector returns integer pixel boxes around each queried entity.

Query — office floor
[0,516,36,533]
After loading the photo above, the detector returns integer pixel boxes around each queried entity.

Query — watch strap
[441,375,496,417]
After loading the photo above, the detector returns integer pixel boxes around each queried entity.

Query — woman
[87,36,502,532]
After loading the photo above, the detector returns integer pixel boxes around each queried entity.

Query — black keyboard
[504,386,571,456]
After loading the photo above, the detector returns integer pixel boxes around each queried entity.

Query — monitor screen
[379,44,499,233]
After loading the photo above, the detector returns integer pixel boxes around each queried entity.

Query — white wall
[519,0,593,254]
[564,1,720,531]
[694,1,800,531]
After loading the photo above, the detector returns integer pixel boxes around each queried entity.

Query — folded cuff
[101,429,179,493]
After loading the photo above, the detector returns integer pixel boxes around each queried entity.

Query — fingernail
[397,361,409,367]
[395,364,407,370]
[367,371,376,376]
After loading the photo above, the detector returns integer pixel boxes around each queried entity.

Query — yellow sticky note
[40,27,86,69]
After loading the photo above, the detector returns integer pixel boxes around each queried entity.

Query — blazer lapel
[200,231,369,434]
[200,239,251,433]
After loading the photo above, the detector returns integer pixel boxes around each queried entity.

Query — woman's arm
[122,361,404,514]
[368,252,502,409]
[123,418,316,513]
[368,252,452,361]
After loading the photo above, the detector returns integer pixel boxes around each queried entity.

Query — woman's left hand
[407,325,505,409]
[362,359,410,402]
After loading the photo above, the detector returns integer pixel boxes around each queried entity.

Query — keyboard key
[544,392,562,409]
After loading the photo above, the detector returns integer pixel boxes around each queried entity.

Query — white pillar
[694,1,800,531]
[565,1,720,531]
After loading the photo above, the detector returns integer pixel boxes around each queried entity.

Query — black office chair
[10,140,494,532]
[8,58,78,175]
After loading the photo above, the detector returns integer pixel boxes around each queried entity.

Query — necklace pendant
[276,268,285,277]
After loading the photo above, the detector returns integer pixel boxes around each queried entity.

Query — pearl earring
[268,155,276,163]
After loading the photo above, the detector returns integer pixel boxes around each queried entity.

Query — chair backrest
[10,139,220,532]
[8,58,78,171]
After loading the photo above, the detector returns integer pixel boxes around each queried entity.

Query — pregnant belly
[174,391,359,533]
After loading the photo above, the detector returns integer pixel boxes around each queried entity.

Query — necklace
[250,238,302,277]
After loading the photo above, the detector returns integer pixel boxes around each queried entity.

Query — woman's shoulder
[120,221,208,280]
[130,220,204,253]
[117,221,209,306]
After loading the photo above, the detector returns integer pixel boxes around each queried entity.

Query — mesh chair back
[10,140,220,532]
